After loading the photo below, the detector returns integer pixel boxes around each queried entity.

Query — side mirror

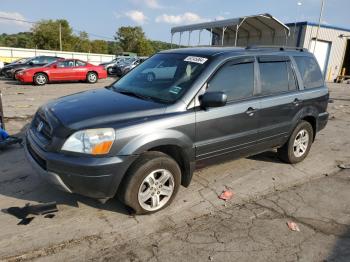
[29,61,34,66]
[52,64,57,69]
[200,92,227,108]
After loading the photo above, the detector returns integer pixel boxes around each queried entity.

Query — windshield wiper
[116,89,153,101]
[114,88,171,104]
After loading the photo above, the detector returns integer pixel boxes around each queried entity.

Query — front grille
[27,142,47,170]
[33,112,52,141]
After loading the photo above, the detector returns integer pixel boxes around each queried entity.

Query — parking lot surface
[0,78,350,261]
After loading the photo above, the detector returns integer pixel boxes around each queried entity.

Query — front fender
[118,129,194,156]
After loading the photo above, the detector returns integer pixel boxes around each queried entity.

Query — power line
[0,16,36,24]
[0,16,115,41]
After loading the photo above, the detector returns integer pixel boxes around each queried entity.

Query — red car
[15,59,107,85]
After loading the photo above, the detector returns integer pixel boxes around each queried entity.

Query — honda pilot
[25,47,329,214]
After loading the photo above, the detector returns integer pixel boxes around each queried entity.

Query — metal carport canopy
[170,13,290,46]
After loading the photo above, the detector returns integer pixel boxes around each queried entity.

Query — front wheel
[107,67,113,75]
[34,73,48,86]
[86,72,98,83]
[119,151,181,214]
[277,121,314,164]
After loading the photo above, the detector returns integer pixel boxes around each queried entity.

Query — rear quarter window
[294,56,324,89]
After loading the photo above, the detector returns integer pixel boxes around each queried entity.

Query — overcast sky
[0,0,349,43]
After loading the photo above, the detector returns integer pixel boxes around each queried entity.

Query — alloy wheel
[138,169,175,211]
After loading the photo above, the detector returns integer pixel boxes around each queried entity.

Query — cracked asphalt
[0,79,350,261]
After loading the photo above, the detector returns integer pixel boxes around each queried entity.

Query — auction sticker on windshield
[184,56,208,64]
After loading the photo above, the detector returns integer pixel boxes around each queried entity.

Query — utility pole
[313,0,325,53]
[59,23,62,51]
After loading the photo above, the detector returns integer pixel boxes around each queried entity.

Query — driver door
[195,57,261,160]
[50,60,75,81]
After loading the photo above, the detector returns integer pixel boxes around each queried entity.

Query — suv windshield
[112,53,209,104]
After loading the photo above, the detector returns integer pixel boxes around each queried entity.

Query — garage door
[310,39,331,74]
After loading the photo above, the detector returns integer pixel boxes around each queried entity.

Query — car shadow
[0,123,132,216]
[327,228,350,261]
[247,150,284,164]
[196,149,284,170]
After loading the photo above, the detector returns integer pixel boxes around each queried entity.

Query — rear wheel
[34,73,48,86]
[86,72,98,83]
[277,121,314,164]
[119,151,181,214]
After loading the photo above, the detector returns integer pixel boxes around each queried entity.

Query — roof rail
[245,45,307,52]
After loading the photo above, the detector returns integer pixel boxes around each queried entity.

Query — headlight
[62,128,115,155]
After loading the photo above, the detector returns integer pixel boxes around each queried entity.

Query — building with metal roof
[171,13,290,47]
[171,14,350,82]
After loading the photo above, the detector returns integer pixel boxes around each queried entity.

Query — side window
[75,60,86,67]
[57,60,74,68]
[208,61,254,101]
[259,61,289,95]
[294,56,323,89]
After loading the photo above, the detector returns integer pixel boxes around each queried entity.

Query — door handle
[245,107,258,116]
[292,98,302,106]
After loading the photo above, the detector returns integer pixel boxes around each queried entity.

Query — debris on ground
[219,189,234,201]
[2,202,58,225]
[338,164,350,169]
[287,221,300,232]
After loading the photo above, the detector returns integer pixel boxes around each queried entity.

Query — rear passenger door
[256,56,301,147]
[195,57,261,160]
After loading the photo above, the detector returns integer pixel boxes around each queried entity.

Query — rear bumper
[317,112,329,132]
[25,130,138,200]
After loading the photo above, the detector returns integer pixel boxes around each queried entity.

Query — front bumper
[25,130,137,200]
[15,73,29,82]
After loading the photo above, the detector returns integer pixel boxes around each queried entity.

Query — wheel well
[301,116,316,140]
[87,70,98,77]
[148,145,189,186]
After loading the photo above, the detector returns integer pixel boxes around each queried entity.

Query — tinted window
[75,60,86,66]
[57,60,75,68]
[294,56,323,89]
[260,62,289,95]
[208,61,254,101]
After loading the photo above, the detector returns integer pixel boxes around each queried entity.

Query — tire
[119,151,181,215]
[86,72,98,83]
[34,73,48,86]
[277,121,314,164]
[146,72,155,82]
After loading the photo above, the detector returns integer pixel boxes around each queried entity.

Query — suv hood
[45,88,167,130]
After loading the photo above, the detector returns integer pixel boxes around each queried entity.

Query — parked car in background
[2,56,63,79]
[16,59,107,85]
[99,57,120,75]
[26,47,329,214]
[0,61,4,70]
[113,57,147,76]
[0,57,29,76]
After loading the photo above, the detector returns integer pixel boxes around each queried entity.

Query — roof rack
[245,45,308,52]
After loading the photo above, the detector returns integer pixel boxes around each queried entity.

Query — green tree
[32,19,74,50]
[115,26,145,53]
[91,40,108,54]
[73,31,91,52]
[135,39,155,56]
